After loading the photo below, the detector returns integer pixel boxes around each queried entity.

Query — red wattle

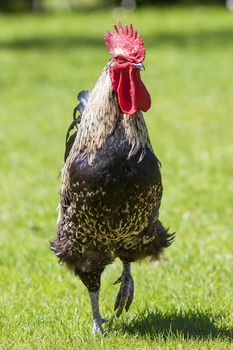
[109,67,151,115]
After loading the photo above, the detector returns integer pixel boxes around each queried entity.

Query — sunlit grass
[0,6,233,349]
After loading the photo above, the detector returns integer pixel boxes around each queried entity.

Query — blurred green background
[0,1,233,349]
[0,0,229,12]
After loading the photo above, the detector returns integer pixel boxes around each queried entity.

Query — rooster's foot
[114,262,134,317]
[93,317,108,335]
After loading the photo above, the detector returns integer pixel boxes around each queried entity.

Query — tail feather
[50,236,76,264]
[164,231,176,247]
[64,90,91,162]
[146,220,175,260]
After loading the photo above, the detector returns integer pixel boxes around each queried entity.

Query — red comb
[105,22,145,63]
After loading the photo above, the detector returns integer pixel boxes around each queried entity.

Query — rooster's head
[105,22,151,116]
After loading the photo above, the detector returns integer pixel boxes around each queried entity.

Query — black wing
[64,90,90,162]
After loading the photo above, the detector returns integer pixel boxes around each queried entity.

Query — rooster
[51,23,174,334]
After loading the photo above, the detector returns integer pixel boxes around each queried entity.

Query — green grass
[0,6,233,349]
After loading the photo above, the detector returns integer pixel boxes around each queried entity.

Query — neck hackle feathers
[105,22,145,63]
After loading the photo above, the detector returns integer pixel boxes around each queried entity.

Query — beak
[133,63,145,71]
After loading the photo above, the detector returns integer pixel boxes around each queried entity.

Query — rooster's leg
[74,250,112,334]
[114,261,134,317]
[89,290,107,335]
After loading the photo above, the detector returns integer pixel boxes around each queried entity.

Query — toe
[114,289,122,311]
[125,287,134,312]
[125,278,134,312]
[116,295,128,317]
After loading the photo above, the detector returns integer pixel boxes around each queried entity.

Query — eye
[117,56,125,63]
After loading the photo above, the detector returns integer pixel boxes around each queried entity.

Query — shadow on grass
[120,309,233,341]
[0,28,233,51]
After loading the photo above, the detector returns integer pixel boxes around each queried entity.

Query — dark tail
[145,220,175,260]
